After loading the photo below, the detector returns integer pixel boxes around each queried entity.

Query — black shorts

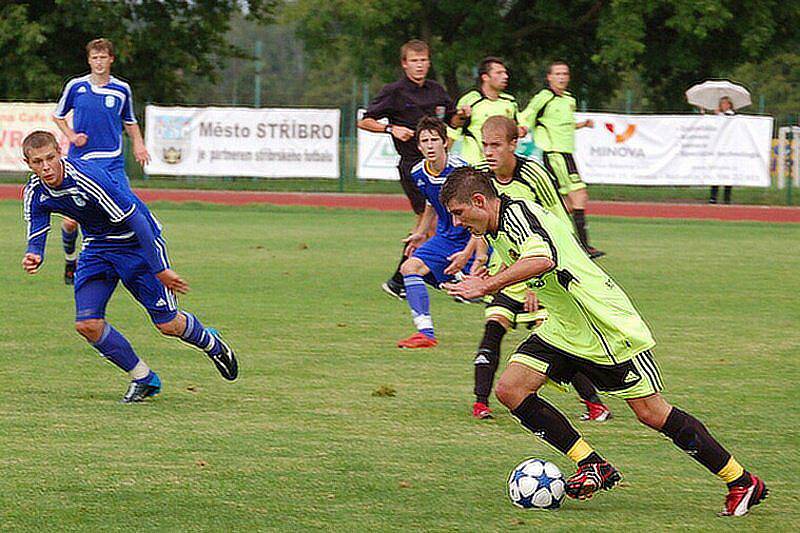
[398,158,426,215]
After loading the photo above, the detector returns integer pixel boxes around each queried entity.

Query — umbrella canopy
[686,80,751,111]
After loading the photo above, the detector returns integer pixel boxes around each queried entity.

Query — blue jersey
[53,74,137,170]
[411,154,471,242]
[23,157,161,258]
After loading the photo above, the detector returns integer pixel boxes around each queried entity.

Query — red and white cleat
[719,474,768,517]
[472,402,493,419]
[580,400,613,422]
[565,461,622,500]
[397,332,438,349]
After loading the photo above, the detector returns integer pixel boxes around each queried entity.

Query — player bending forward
[441,167,767,516]
[396,117,479,348]
[21,131,238,403]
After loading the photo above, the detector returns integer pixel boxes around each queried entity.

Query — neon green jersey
[519,88,576,153]
[486,196,655,364]
[454,89,518,164]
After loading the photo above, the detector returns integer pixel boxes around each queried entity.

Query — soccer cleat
[381,279,406,300]
[565,460,622,500]
[586,247,606,260]
[719,474,768,517]
[397,332,438,349]
[580,400,613,422]
[121,372,161,403]
[64,260,76,286]
[206,328,239,381]
[472,402,493,419]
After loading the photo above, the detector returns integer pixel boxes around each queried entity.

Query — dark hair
[416,116,448,143]
[400,39,430,61]
[22,131,58,158]
[476,56,506,87]
[440,166,498,207]
[481,115,518,143]
[547,60,569,74]
[86,38,114,57]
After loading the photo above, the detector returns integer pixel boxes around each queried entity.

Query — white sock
[129,360,151,381]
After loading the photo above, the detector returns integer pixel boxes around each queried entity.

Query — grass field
[0,201,798,531]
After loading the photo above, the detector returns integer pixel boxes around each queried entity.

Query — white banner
[356,110,400,180]
[145,105,340,178]
[574,112,773,186]
[0,102,70,172]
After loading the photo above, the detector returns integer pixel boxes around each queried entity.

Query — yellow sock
[566,438,594,464]
[717,456,745,484]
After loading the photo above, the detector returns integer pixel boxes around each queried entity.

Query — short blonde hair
[86,38,114,57]
[400,40,429,61]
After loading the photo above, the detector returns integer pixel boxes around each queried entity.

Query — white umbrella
[685,80,751,111]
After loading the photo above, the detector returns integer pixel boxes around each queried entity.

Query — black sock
[572,372,602,405]
[572,209,589,249]
[510,393,583,455]
[660,407,732,475]
[390,246,408,284]
[473,321,506,404]
[423,272,439,287]
[728,471,752,489]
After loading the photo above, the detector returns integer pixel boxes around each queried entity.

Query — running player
[21,131,236,403]
[396,117,475,349]
[519,60,604,258]
[52,38,150,285]
[440,167,767,517]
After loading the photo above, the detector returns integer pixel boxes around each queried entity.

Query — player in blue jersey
[52,38,150,286]
[396,117,485,349]
[21,131,236,403]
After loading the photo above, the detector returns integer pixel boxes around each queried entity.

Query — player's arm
[52,81,87,147]
[403,204,436,255]
[124,123,150,166]
[22,185,51,274]
[576,117,594,129]
[52,116,87,148]
[123,209,189,294]
[445,255,553,300]
[358,86,414,141]
[518,90,548,129]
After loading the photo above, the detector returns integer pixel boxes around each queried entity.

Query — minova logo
[590,121,645,158]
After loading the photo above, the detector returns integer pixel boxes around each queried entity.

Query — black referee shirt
[363,76,455,161]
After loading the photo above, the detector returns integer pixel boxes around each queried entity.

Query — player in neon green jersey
[519,60,603,258]
[452,57,524,164]
[439,167,768,516]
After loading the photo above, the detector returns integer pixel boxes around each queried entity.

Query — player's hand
[21,253,42,274]
[469,254,489,277]
[517,125,528,138]
[391,125,415,142]
[156,269,189,294]
[133,143,151,167]
[585,119,594,128]
[443,275,487,300]
[457,105,472,118]
[523,290,539,313]
[403,232,426,256]
[444,250,470,276]
[71,133,88,147]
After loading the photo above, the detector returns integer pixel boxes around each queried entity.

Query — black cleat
[565,460,621,500]
[381,278,406,300]
[207,329,238,381]
[586,247,606,260]
[64,260,76,285]
[121,373,162,403]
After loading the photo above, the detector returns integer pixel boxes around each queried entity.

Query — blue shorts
[74,241,177,324]
[412,234,473,284]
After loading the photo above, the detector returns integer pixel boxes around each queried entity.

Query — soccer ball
[507,458,566,510]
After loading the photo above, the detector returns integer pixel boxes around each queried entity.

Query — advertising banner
[0,102,69,172]
[574,113,773,186]
[145,105,340,178]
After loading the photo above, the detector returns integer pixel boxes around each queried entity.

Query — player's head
[85,38,115,76]
[547,60,570,91]
[440,167,498,235]
[23,131,63,186]
[400,40,430,84]
[477,57,509,92]
[481,115,518,171]
[416,116,448,162]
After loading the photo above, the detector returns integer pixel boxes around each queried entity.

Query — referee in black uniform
[358,39,464,299]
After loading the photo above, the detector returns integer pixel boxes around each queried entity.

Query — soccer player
[453,57,524,164]
[52,38,150,286]
[396,117,474,349]
[440,168,767,516]
[452,116,610,421]
[519,60,604,258]
[21,131,237,403]
[358,40,459,300]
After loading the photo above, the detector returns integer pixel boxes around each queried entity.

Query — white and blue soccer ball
[507,458,566,510]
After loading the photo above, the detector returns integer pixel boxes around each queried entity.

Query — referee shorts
[543,152,587,196]
[509,334,664,400]
[398,158,426,215]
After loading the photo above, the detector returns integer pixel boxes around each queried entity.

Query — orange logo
[604,123,636,143]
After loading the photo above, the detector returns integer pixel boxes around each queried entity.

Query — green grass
[0,201,798,531]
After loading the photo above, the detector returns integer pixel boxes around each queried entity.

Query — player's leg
[397,256,437,348]
[74,259,160,403]
[572,372,612,422]
[155,312,237,381]
[472,315,510,419]
[709,185,719,204]
[61,217,79,285]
